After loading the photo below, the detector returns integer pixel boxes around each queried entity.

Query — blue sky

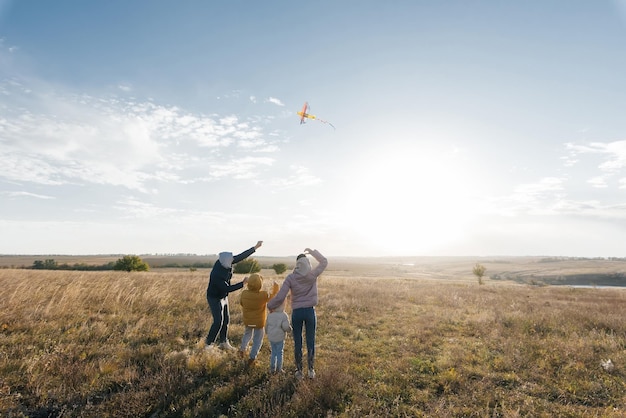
[2,1,626,257]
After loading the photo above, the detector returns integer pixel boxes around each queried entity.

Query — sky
[2,1,626,257]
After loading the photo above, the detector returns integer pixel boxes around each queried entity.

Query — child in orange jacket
[239,273,279,365]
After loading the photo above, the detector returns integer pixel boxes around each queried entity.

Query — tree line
[31,256,148,272]
[32,259,116,271]
[29,256,289,274]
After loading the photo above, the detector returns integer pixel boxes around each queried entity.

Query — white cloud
[485,177,567,217]
[0,79,283,192]
[560,155,578,167]
[486,150,626,220]
[114,196,183,219]
[512,177,565,202]
[587,176,608,188]
[599,142,626,172]
[266,97,284,107]
[566,140,626,177]
[216,90,242,100]
[112,196,254,227]
[2,191,55,199]
[207,156,274,180]
[267,165,322,190]
[0,152,68,185]
[552,200,626,220]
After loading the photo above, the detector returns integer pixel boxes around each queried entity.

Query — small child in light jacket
[239,273,279,366]
[265,299,292,373]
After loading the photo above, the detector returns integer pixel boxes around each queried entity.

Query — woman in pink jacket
[267,248,328,380]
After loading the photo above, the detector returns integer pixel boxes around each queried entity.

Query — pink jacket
[267,249,328,310]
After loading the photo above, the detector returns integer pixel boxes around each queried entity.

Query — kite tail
[318,119,335,130]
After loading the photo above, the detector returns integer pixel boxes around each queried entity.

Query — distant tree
[32,259,58,270]
[192,262,213,269]
[44,259,58,269]
[473,263,486,285]
[103,262,116,270]
[272,263,287,275]
[233,258,261,274]
[113,255,149,272]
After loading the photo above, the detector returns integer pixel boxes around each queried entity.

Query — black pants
[206,296,229,345]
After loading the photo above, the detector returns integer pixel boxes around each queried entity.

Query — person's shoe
[218,341,236,351]
[295,370,304,380]
[308,369,316,379]
[238,349,245,359]
[204,343,218,351]
[246,358,256,368]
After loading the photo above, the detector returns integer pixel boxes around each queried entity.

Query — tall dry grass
[0,268,624,417]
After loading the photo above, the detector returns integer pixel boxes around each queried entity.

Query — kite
[297,102,335,129]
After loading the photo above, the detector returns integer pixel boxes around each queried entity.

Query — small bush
[473,263,486,285]
[233,258,260,274]
[113,255,149,272]
[271,263,287,275]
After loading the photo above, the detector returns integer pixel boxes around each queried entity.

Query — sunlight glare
[343,142,479,255]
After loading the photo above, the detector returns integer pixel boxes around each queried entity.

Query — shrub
[113,255,150,272]
[233,258,260,274]
[32,259,58,270]
[272,263,287,275]
[473,263,486,285]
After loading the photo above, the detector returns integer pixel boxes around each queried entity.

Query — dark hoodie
[206,247,256,300]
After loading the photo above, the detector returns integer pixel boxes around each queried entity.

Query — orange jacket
[240,273,279,328]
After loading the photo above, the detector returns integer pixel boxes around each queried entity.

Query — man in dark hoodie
[205,240,263,350]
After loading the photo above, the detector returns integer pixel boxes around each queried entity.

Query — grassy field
[0,264,625,417]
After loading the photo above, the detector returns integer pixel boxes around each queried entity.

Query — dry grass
[0,267,625,417]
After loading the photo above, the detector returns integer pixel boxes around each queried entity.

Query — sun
[341,142,479,255]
